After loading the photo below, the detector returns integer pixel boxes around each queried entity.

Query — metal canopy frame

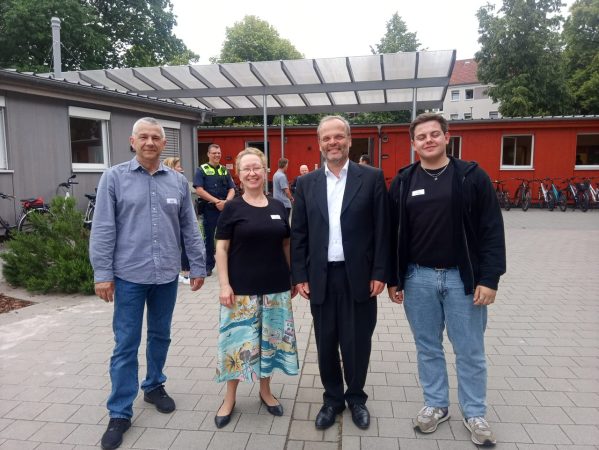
[59,50,456,117]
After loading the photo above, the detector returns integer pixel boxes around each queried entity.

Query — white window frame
[450,113,459,120]
[0,96,7,170]
[464,112,472,120]
[500,134,534,170]
[489,111,499,119]
[447,136,462,159]
[451,90,460,102]
[156,119,181,159]
[574,133,599,170]
[69,106,110,171]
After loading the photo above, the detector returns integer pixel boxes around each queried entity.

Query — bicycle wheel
[503,192,511,211]
[17,208,50,233]
[557,191,567,212]
[579,191,590,212]
[547,191,555,211]
[522,190,531,211]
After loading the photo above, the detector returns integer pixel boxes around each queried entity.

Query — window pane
[450,113,458,120]
[451,90,459,101]
[465,89,474,100]
[447,136,461,158]
[515,136,532,165]
[576,134,599,165]
[162,127,181,159]
[0,108,7,169]
[70,117,105,164]
[502,137,516,165]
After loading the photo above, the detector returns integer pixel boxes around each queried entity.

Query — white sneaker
[463,416,497,446]
[178,274,190,284]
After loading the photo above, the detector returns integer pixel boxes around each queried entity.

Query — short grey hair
[132,117,165,139]
[317,115,351,139]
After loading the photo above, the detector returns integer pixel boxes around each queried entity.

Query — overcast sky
[171,0,575,64]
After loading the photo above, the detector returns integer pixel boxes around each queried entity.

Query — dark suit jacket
[291,161,389,305]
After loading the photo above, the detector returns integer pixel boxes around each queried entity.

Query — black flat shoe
[315,404,345,430]
[214,401,235,429]
[260,393,284,416]
[348,403,370,429]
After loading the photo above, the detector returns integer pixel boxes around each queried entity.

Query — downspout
[377,124,382,168]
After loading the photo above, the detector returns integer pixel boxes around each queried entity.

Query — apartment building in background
[441,59,501,120]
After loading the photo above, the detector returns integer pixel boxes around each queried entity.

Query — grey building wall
[0,92,199,227]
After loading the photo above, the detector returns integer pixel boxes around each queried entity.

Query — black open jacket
[387,157,506,294]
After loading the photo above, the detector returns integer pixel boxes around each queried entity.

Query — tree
[476,0,572,117]
[370,12,420,54]
[213,15,303,64]
[563,0,599,114]
[0,0,198,72]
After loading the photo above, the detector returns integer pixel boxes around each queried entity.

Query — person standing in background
[193,144,235,276]
[273,157,293,218]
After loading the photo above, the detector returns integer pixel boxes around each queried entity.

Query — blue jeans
[403,264,488,418]
[107,277,178,419]
[202,207,220,272]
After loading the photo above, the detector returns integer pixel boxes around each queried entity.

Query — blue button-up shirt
[90,157,206,284]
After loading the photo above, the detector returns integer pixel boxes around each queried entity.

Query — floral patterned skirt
[215,290,299,383]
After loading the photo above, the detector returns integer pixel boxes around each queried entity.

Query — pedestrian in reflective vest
[193,144,235,276]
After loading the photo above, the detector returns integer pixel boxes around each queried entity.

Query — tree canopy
[212,15,303,64]
[370,12,420,54]
[0,0,198,72]
[563,0,599,114]
[475,0,572,117]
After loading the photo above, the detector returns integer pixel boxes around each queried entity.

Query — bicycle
[0,193,51,238]
[83,190,96,229]
[582,177,599,209]
[534,178,553,210]
[563,177,589,212]
[56,174,78,198]
[546,178,567,212]
[492,180,511,211]
[512,178,531,211]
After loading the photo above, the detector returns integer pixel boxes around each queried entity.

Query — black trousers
[310,263,377,408]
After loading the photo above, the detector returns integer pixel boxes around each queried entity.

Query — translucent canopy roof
[59,50,456,117]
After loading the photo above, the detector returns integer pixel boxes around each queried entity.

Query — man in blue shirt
[90,117,206,450]
[273,157,293,218]
[193,144,235,276]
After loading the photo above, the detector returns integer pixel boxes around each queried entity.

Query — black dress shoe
[348,403,370,429]
[260,394,284,416]
[315,404,345,430]
[144,385,175,413]
[101,418,131,450]
[214,401,235,429]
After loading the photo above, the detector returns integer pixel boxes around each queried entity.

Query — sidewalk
[0,210,598,449]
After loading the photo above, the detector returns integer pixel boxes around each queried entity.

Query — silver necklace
[421,163,449,181]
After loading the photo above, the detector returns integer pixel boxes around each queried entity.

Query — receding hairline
[131,117,165,138]
[317,115,351,138]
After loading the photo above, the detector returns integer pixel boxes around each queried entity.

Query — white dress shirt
[324,159,349,262]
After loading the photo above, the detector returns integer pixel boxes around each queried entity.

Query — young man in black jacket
[387,113,506,447]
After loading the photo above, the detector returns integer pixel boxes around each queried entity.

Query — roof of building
[449,59,479,86]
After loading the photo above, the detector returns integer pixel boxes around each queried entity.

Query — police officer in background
[193,144,235,276]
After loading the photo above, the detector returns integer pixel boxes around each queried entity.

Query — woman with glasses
[212,147,299,428]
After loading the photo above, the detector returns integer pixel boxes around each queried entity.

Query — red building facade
[197,117,599,193]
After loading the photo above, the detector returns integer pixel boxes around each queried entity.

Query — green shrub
[1,196,95,294]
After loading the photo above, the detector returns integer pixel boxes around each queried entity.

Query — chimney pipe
[51,17,62,78]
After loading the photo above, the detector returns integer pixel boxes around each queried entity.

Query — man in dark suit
[291,115,389,430]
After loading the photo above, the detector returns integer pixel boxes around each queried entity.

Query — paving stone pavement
[0,209,598,450]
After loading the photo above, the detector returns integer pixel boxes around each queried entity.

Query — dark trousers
[310,263,377,408]
[202,207,220,271]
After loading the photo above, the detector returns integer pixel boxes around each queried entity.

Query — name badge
[271,214,281,219]
[166,198,178,204]
[412,189,425,197]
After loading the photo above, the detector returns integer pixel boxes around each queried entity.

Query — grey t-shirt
[273,170,292,208]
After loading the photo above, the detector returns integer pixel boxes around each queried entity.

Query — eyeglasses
[239,166,264,174]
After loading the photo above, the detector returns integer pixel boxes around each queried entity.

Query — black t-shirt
[215,196,291,295]
[406,161,457,268]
